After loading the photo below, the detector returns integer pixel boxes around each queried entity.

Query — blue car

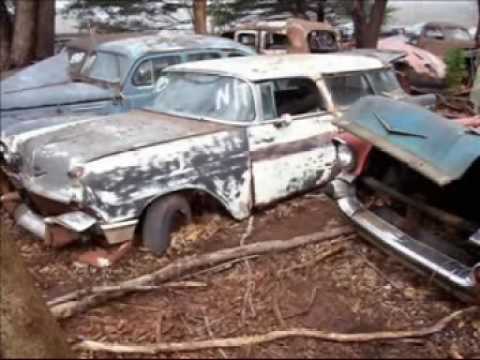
[0,33,256,137]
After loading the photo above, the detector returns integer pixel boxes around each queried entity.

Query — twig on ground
[449,344,464,359]
[185,255,259,279]
[284,286,318,320]
[352,248,405,294]
[76,307,478,355]
[240,216,256,323]
[50,226,353,319]
[272,282,287,328]
[47,281,206,307]
[204,316,228,359]
[277,236,352,276]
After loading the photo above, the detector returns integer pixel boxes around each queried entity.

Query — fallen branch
[50,226,353,319]
[75,307,478,355]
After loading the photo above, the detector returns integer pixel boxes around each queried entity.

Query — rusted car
[0,33,256,136]
[408,21,476,59]
[221,18,340,54]
[378,36,447,92]
[1,54,431,255]
[407,21,479,86]
[329,95,480,301]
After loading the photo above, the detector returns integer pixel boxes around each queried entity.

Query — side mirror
[274,113,293,128]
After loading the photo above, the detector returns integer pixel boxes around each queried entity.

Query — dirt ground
[3,193,480,359]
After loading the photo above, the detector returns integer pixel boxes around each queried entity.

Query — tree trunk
[35,0,55,60]
[352,0,387,48]
[0,233,73,358]
[316,0,326,22]
[476,0,480,47]
[0,0,12,71]
[193,0,208,34]
[11,0,37,67]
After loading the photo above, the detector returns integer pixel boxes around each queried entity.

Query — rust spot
[45,224,78,248]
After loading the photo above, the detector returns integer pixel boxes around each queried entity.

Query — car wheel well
[133,189,231,240]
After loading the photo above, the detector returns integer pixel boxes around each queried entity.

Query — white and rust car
[1,54,430,255]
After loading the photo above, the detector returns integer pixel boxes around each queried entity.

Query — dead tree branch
[76,307,478,355]
[50,226,353,319]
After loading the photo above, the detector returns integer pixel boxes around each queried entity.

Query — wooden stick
[50,226,353,319]
[75,307,478,355]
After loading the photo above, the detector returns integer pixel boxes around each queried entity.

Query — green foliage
[445,48,467,89]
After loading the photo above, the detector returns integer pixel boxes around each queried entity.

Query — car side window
[264,32,288,50]
[237,33,257,48]
[133,55,181,87]
[153,55,181,81]
[424,27,444,40]
[324,73,373,108]
[186,52,221,62]
[225,50,248,58]
[132,60,153,86]
[258,78,325,120]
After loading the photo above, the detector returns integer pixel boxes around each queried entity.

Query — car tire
[142,194,192,256]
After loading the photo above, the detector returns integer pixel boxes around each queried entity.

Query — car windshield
[366,70,403,95]
[149,72,255,123]
[80,51,129,83]
[324,73,374,108]
[443,27,472,42]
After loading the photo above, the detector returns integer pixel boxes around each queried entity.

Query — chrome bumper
[1,192,137,246]
[11,203,97,247]
[328,178,479,302]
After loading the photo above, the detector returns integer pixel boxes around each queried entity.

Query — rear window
[257,78,324,120]
[186,52,222,61]
[325,74,373,108]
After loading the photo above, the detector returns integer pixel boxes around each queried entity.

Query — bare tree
[11,0,37,67]
[35,0,55,60]
[0,235,73,358]
[476,0,480,47]
[351,0,388,48]
[0,0,12,71]
[193,0,208,33]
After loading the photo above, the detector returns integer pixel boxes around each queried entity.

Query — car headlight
[336,143,356,172]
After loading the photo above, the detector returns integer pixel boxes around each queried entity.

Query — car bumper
[327,177,480,302]
[1,191,137,247]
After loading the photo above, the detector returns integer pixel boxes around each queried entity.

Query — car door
[247,77,337,206]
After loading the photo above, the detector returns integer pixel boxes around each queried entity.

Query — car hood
[1,81,115,111]
[335,96,480,186]
[13,110,231,204]
[16,110,229,175]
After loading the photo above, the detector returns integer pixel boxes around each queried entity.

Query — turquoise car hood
[335,96,480,186]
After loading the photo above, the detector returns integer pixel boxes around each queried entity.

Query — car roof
[166,54,386,81]
[424,21,469,30]
[231,18,336,33]
[95,33,256,59]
